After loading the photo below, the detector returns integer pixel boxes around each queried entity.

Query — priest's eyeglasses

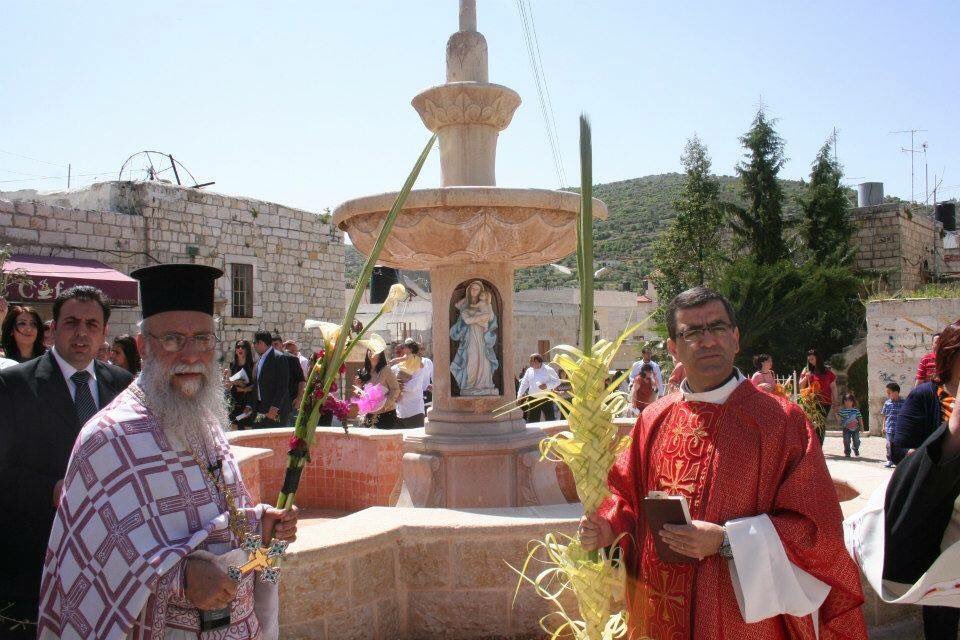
[676,322,732,344]
[147,332,219,353]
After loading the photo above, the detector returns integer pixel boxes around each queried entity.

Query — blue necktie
[71,370,98,427]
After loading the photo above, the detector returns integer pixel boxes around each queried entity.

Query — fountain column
[333,0,607,508]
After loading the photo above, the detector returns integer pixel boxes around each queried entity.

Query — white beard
[138,356,228,454]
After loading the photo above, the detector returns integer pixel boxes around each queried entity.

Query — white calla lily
[303,319,342,344]
[379,283,407,314]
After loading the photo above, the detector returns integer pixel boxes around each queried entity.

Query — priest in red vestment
[581,287,867,640]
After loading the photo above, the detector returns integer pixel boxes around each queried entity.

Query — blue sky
[3,0,958,213]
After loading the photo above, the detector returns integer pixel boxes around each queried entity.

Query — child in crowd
[881,382,905,468]
[838,392,864,458]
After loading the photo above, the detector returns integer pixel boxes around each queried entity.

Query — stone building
[864,297,960,434]
[0,181,344,363]
[852,203,944,293]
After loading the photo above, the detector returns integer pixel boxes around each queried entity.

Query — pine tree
[729,109,789,265]
[652,136,725,309]
[798,138,855,265]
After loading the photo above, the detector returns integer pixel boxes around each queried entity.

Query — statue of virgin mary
[450,280,499,396]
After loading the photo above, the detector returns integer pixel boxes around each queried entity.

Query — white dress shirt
[393,364,427,419]
[255,347,275,401]
[517,364,561,398]
[422,357,434,386]
[50,346,100,407]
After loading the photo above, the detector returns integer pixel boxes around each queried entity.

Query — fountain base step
[398,425,572,509]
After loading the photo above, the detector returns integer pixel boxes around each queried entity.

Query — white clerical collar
[51,345,97,384]
[681,369,745,404]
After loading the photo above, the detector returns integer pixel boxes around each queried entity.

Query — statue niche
[449,279,502,396]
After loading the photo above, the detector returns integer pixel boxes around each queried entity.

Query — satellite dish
[118,151,214,189]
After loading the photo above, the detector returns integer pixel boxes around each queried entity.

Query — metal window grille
[231,263,253,318]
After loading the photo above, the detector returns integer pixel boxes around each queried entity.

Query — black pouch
[200,607,231,631]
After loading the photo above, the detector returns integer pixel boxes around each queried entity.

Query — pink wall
[230,428,404,511]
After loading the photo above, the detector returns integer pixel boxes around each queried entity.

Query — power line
[524,0,566,186]
[515,0,566,188]
[0,148,66,168]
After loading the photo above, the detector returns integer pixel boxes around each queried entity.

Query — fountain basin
[333,186,608,269]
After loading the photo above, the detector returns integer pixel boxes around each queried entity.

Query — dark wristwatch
[718,527,734,560]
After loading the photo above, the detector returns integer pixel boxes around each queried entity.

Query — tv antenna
[118,151,215,189]
[890,128,927,203]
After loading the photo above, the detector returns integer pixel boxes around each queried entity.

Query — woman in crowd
[357,346,400,429]
[226,339,256,430]
[888,320,960,639]
[0,304,45,363]
[800,348,837,441]
[110,334,141,376]
[630,363,659,412]
[751,353,776,392]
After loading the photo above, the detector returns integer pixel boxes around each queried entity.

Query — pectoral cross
[227,534,288,584]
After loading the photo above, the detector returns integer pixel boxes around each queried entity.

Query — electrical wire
[516,0,566,188]
[0,148,66,168]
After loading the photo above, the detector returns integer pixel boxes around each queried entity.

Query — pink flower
[321,394,351,421]
[354,383,387,414]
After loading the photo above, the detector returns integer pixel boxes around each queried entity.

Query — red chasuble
[598,380,866,640]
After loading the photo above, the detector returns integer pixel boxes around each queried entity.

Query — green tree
[728,109,789,265]
[798,138,855,265]
[718,257,863,373]
[651,136,725,311]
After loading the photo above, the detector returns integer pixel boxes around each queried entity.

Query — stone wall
[0,181,343,362]
[853,203,943,294]
[865,297,960,434]
[277,504,581,640]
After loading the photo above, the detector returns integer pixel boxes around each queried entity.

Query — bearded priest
[37,264,298,640]
[580,287,867,639]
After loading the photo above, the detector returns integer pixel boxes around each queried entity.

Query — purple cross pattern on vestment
[57,575,93,637]
[93,502,145,565]
[156,470,210,531]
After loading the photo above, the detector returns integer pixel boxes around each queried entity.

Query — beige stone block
[6,227,39,242]
[453,538,531,589]
[351,546,396,602]
[375,597,401,640]
[0,212,11,226]
[408,589,509,638]
[399,539,450,589]
[326,604,375,640]
[282,556,350,619]
[281,619,327,640]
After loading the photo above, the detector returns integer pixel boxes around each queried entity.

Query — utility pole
[890,128,927,203]
[67,163,71,189]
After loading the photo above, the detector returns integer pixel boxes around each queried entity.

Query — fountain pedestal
[333,0,606,508]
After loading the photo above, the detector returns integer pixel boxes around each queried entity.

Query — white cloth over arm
[726,514,831,628]
[844,478,960,607]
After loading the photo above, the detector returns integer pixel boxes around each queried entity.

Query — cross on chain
[94,503,145,565]
[156,470,210,531]
[227,534,288,584]
[58,575,93,637]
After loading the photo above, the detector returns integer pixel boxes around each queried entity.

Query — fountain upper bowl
[333,186,607,270]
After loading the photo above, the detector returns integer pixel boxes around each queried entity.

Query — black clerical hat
[130,263,223,318]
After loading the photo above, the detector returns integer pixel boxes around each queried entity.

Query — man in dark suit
[247,330,290,427]
[0,285,133,635]
[272,333,305,418]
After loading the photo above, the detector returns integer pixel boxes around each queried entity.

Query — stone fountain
[333,0,606,508]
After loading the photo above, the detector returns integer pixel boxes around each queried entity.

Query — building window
[231,263,253,318]
[537,340,551,357]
